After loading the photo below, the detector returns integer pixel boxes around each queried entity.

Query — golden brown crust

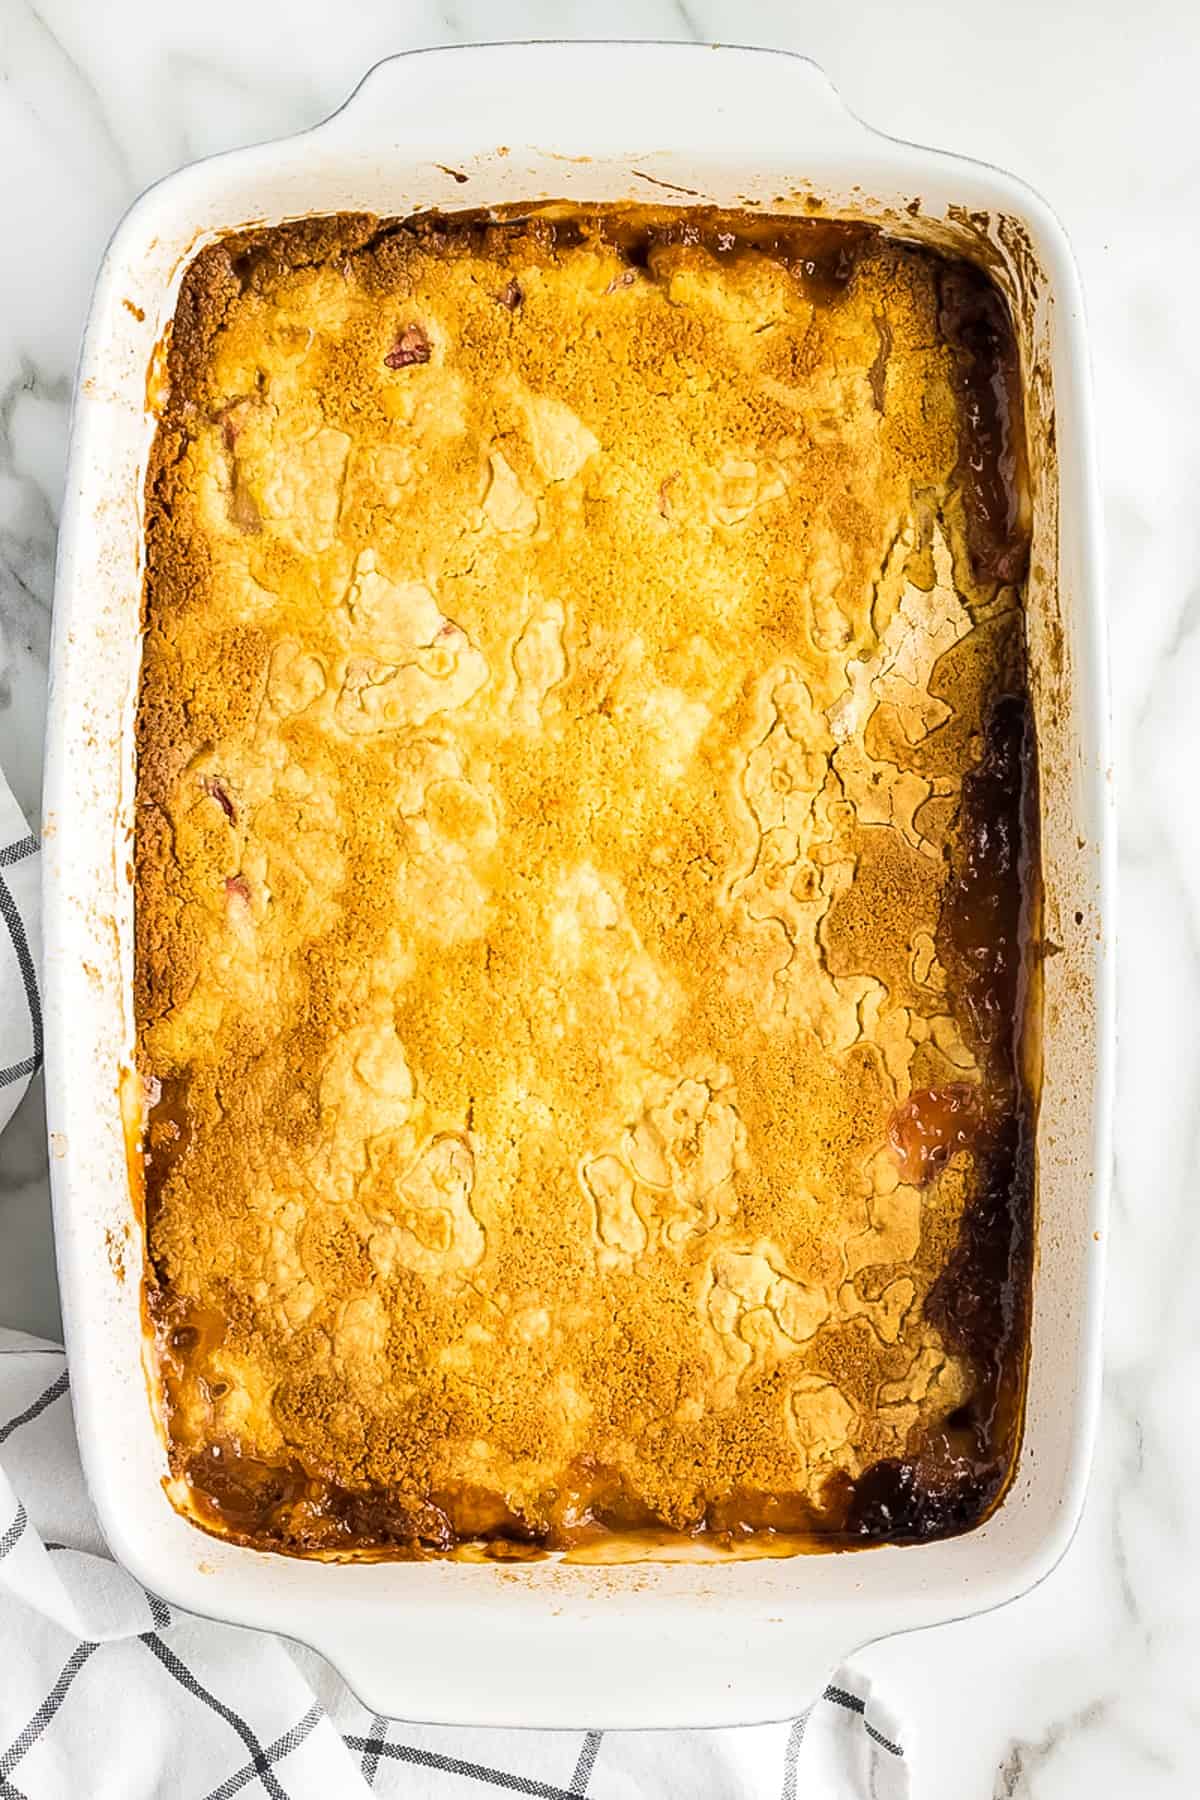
[136,207,1035,1556]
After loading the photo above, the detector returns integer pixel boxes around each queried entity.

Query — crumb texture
[137,208,1034,1556]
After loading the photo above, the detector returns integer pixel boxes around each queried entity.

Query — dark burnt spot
[938,695,1035,1060]
[938,262,1031,585]
[926,1111,1033,1395]
[845,1455,1001,1543]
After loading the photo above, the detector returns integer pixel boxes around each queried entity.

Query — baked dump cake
[136,206,1037,1558]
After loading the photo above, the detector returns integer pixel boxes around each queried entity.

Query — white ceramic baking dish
[42,41,1111,1729]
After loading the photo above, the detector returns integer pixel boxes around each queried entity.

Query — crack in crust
[364,1133,485,1280]
[581,1071,744,1267]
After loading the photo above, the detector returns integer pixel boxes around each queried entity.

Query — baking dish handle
[312,42,875,161]
[309,1610,866,1731]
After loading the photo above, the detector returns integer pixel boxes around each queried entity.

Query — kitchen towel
[0,774,906,1799]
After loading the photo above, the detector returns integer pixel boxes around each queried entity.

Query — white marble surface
[0,0,1191,1790]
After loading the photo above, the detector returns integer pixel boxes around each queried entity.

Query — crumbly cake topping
[136,208,1035,1556]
